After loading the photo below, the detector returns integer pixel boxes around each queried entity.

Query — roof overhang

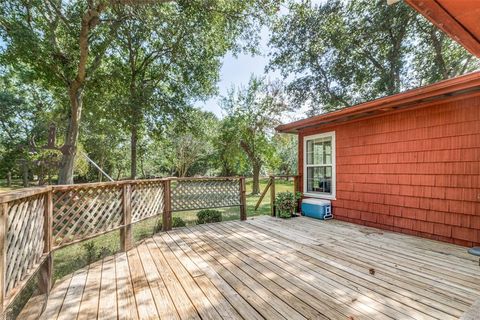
[276,71,480,134]
[405,0,480,57]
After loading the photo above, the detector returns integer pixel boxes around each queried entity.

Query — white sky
[195,0,328,119]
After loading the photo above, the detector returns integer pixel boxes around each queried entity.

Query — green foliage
[213,117,250,176]
[164,109,219,177]
[153,219,163,234]
[221,76,293,193]
[0,0,284,182]
[197,209,223,225]
[269,0,479,115]
[172,216,187,228]
[81,240,114,265]
[152,216,187,231]
[270,134,297,175]
[82,242,97,265]
[275,191,302,219]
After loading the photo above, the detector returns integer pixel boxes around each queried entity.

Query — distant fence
[0,176,246,316]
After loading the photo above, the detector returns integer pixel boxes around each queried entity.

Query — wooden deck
[25,216,480,320]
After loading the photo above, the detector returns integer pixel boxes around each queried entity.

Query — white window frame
[303,131,336,200]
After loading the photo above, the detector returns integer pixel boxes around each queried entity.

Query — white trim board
[303,131,336,200]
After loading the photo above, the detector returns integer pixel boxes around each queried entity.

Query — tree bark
[22,161,28,187]
[57,4,106,184]
[252,162,261,195]
[58,86,83,184]
[6,172,11,187]
[130,124,138,180]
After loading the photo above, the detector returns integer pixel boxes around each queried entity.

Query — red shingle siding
[298,96,480,246]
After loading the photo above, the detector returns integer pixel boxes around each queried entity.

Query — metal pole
[81,152,114,182]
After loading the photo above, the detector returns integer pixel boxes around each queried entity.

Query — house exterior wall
[298,95,480,247]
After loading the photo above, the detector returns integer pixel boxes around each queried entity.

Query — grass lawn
[52,177,295,280]
[0,179,24,193]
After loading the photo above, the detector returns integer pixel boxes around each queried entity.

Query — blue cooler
[301,198,332,220]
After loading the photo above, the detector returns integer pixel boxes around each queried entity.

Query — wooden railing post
[293,175,300,215]
[162,179,172,231]
[270,176,276,217]
[0,202,8,316]
[120,184,132,251]
[239,177,247,221]
[38,190,53,295]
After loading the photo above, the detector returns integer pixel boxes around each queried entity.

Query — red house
[277,0,480,247]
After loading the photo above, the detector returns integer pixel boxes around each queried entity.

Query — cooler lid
[302,198,331,205]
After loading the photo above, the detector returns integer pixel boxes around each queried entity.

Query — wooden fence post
[38,190,53,295]
[162,180,172,231]
[0,203,8,317]
[120,184,132,251]
[270,176,276,217]
[239,177,247,221]
[293,176,300,215]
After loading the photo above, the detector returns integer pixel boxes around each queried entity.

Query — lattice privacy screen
[6,194,45,294]
[131,180,165,222]
[171,179,241,211]
[52,185,124,247]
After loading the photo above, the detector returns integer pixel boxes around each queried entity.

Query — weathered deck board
[26,216,480,319]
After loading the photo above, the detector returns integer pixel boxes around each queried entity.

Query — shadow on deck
[23,216,480,320]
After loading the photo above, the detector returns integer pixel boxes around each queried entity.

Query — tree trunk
[57,5,108,184]
[58,87,83,185]
[38,162,45,186]
[98,156,104,182]
[22,161,28,187]
[6,172,11,187]
[252,163,261,195]
[130,124,138,180]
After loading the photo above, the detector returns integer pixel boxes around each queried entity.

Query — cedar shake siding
[297,95,480,247]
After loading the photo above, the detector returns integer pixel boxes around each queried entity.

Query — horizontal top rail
[0,186,52,204]
[51,177,170,190]
[269,175,299,178]
[0,177,244,202]
[171,176,242,181]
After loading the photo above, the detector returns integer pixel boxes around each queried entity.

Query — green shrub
[275,191,302,219]
[82,241,97,264]
[196,209,223,224]
[153,217,186,230]
[81,241,113,264]
[172,216,187,228]
[153,218,163,233]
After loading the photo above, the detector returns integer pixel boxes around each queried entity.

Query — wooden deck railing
[255,175,300,216]
[0,176,246,317]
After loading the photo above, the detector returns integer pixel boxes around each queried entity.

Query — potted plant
[275,191,302,218]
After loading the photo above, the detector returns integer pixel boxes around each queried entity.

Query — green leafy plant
[82,241,97,264]
[197,209,223,224]
[275,191,302,219]
[153,218,163,234]
[82,241,113,264]
[172,216,187,228]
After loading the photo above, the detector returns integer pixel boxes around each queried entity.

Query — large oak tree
[268,0,479,115]
[1,0,282,183]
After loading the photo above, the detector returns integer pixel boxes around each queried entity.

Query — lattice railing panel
[52,185,123,247]
[131,181,165,222]
[6,194,45,294]
[171,179,241,211]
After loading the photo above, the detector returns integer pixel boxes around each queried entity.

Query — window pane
[324,140,332,164]
[314,140,322,164]
[306,166,332,194]
[306,140,313,165]
[306,136,332,165]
